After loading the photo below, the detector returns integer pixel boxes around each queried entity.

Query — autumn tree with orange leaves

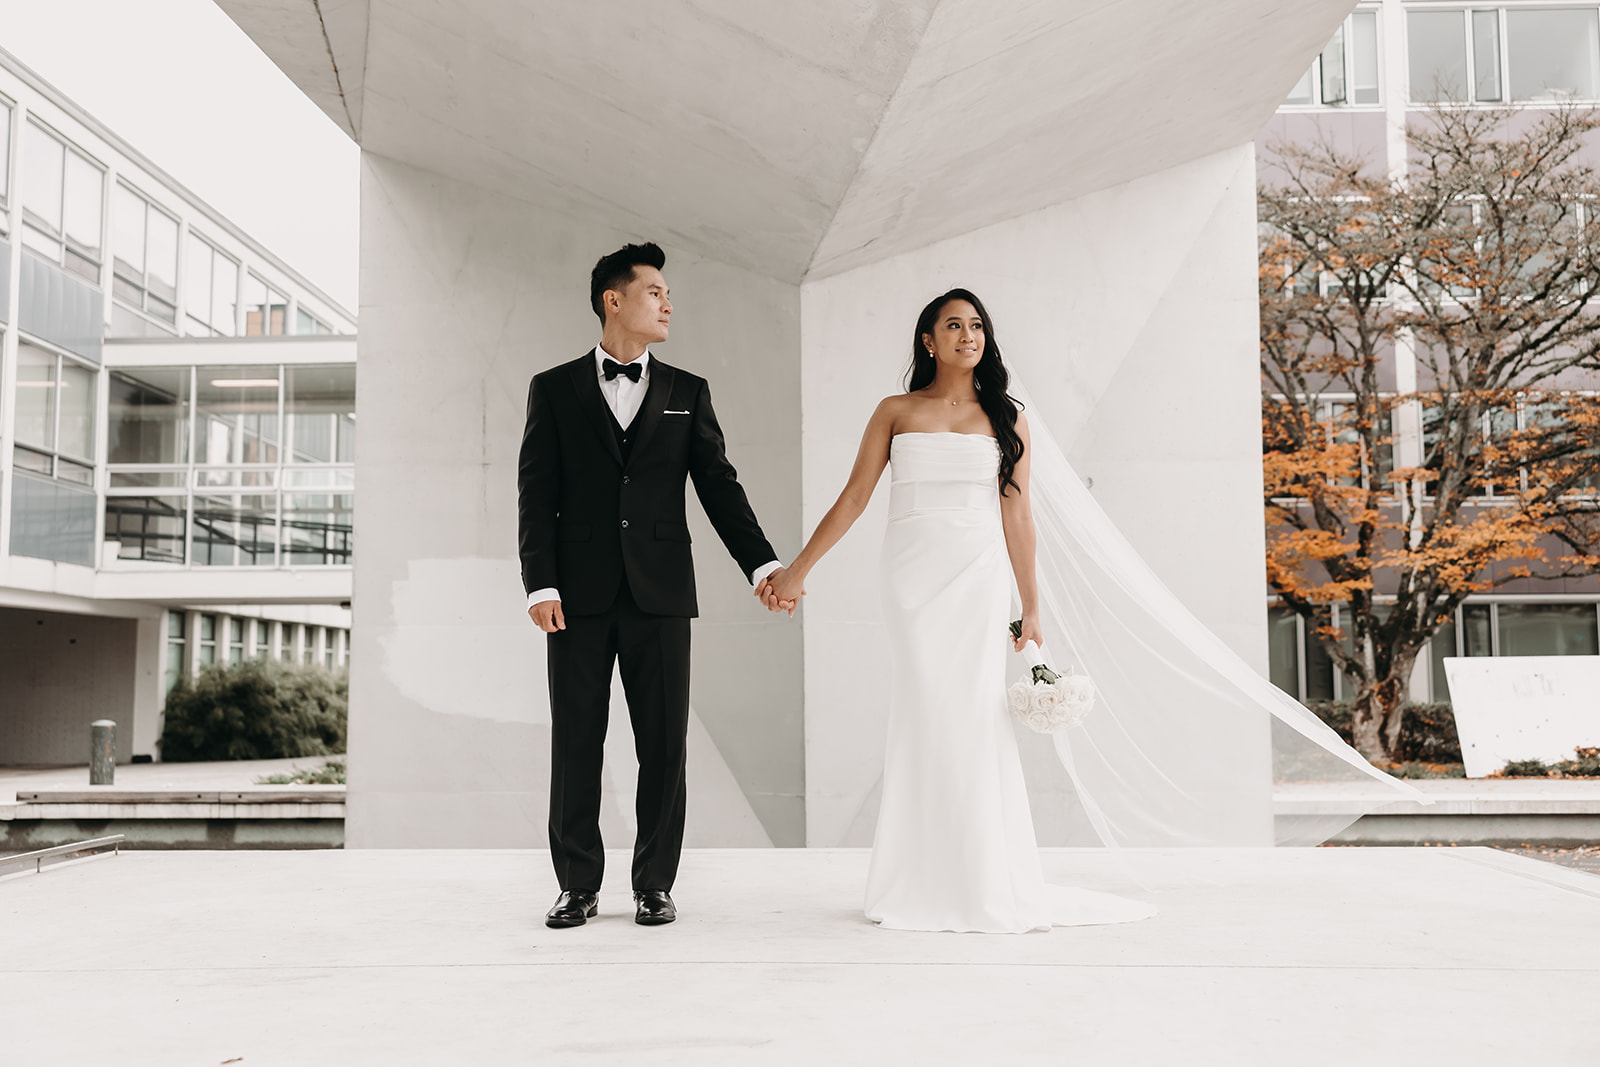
[1259,106,1600,763]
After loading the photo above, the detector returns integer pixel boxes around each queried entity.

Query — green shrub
[256,758,346,785]
[1302,701,1463,764]
[1499,748,1600,778]
[160,659,347,762]
[1377,760,1466,779]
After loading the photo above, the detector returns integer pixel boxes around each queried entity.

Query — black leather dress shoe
[545,890,598,928]
[633,889,676,926]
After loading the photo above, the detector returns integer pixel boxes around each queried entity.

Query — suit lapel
[568,350,623,468]
[626,361,675,465]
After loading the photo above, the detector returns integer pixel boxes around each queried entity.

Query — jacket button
[623,476,630,484]
[621,520,629,529]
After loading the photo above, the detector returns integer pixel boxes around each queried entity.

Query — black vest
[606,405,634,463]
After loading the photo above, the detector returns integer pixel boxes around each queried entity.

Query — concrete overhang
[103,335,357,367]
[219,0,1350,281]
[93,567,353,606]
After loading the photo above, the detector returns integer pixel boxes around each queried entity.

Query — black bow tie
[603,358,642,383]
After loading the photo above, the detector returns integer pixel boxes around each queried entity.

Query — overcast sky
[0,0,360,311]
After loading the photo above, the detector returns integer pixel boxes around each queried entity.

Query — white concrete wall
[348,155,804,848]
[801,145,1273,846]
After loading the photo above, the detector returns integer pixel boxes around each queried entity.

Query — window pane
[1430,617,1458,701]
[1473,10,1502,102]
[283,491,354,565]
[1267,605,1300,697]
[254,621,269,659]
[1462,603,1493,656]
[15,343,57,450]
[196,366,280,464]
[1507,8,1600,102]
[146,209,178,308]
[57,360,96,462]
[166,637,184,693]
[108,496,187,563]
[22,122,63,232]
[1409,10,1469,102]
[242,275,267,336]
[112,184,145,284]
[192,494,279,567]
[0,104,10,204]
[1351,11,1379,104]
[1497,603,1600,656]
[63,151,103,263]
[1304,620,1336,702]
[185,232,212,330]
[108,367,190,465]
[12,446,52,476]
[212,251,238,336]
[1321,24,1347,104]
[287,364,357,463]
[57,458,94,487]
[1285,63,1315,106]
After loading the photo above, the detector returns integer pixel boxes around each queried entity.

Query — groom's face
[608,266,672,344]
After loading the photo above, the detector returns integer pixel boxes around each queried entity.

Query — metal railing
[0,835,124,878]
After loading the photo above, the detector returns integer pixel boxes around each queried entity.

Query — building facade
[0,47,357,766]
[1259,0,1600,705]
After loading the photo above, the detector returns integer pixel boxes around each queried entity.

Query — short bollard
[90,720,116,785]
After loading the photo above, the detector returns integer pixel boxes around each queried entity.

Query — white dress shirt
[527,345,781,611]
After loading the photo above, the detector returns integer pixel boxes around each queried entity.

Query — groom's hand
[755,569,801,617]
[530,600,566,632]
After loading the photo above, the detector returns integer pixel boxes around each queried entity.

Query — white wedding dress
[863,432,1157,933]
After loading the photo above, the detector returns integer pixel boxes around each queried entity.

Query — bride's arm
[1000,413,1043,652]
[760,399,897,609]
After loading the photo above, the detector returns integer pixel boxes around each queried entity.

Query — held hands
[1012,614,1044,653]
[529,600,566,633]
[754,566,805,617]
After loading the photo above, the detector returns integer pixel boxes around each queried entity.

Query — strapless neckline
[892,431,997,443]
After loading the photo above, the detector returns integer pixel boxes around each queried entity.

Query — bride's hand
[1013,615,1044,653]
[758,567,807,616]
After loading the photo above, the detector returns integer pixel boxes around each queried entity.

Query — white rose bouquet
[1007,620,1095,734]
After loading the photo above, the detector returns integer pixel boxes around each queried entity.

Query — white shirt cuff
[527,588,560,610]
[750,561,782,588]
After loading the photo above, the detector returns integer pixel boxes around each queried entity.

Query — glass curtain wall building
[0,47,356,765]
[1260,0,1600,703]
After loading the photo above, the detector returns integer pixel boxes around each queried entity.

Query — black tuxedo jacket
[517,350,777,618]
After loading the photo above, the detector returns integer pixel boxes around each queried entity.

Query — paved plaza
[2,846,1597,1065]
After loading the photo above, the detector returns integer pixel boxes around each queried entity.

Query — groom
[519,242,790,929]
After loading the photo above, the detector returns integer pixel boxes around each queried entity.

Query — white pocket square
[663,409,691,415]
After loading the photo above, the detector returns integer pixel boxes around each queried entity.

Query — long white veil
[1007,379,1423,848]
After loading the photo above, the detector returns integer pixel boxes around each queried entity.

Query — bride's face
[922,300,985,372]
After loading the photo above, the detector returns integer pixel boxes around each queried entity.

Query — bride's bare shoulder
[871,393,913,422]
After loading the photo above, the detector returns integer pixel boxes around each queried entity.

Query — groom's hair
[590,242,666,324]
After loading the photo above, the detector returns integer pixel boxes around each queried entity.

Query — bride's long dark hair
[905,288,1025,495]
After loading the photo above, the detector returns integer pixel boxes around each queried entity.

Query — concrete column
[130,609,165,760]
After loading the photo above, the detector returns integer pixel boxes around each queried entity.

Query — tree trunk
[1349,679,1407,764]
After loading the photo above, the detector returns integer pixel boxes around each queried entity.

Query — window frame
[183,229,240,337]
[103,362,356,569]
[111,178,182,333]
[0,94,15,231]
[12,335,101,487]
[1282,6,1385,109]
[19,116,106,284]
[1407,4,1600,106]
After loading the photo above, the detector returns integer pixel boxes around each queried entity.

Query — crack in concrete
[314,0,358,138]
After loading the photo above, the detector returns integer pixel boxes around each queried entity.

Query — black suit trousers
[545,578,691,893]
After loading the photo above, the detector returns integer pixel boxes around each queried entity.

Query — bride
[760,288,1155,933]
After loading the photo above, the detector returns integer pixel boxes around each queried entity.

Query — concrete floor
[2,847,1597,1066]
